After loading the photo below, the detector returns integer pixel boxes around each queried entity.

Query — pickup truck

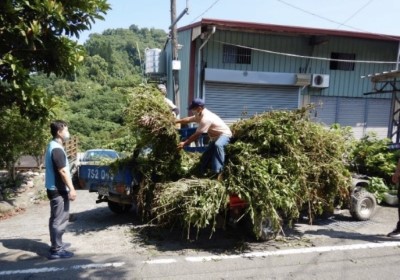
[77,129,378,241]
[78,163,140,213]
[78,128,201,214]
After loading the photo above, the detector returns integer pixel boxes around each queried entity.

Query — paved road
[1,176,400,279]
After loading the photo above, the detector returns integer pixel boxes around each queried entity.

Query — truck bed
[78,164,136,194]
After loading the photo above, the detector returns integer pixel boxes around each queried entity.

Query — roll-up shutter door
[310,96,337,125]
[365,99,390,139]
[337,98,366,139]
[310,96,390,139]
[205,82,299,124]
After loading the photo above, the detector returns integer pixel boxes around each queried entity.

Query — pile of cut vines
[224,107,351,238]
[122,86,352,240]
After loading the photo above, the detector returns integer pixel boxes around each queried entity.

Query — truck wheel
[350,188,377,221]
[256,216,277,241]
[70,163,81,189]
[239,213,277,241]
[107,201,132,214]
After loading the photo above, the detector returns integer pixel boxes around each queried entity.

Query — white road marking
[0,262,125,276]
[3,241,400,275]
[142,241,400,264]
[143,259,177,264]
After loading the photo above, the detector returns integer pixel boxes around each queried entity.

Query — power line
[190,0,222,23]
[276,0,399,41]
[336,0,374,29]
[216,40,398,65]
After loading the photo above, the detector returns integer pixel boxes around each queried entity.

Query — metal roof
[361,70,400,82]
[179,18,400,42]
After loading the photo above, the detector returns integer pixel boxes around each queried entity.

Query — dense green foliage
[349,133,399,184]
[124,84,181,182]
[121,85,185,220]
[0,0,109,172]
[366,177,389,204]
[224,108,352,237]
[124,92,353,239]
[154,179,227,239]
[0,0,110,120]
[1,0,168,166]
[33,25,168,151]
[0,106,48,178]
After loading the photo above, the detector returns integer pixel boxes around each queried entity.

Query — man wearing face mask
[45,120,76,259]
[176,98,232,175]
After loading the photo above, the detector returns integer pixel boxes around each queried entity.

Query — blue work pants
[201,135,231,174]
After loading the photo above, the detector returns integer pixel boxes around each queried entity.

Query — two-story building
[161,18,400,140]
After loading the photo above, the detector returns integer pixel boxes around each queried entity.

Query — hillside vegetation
[33,25,168,151]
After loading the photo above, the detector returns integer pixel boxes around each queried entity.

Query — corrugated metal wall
[308,37,396,98]
[200,30,397,99]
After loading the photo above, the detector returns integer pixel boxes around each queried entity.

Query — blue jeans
[201,135,231,174]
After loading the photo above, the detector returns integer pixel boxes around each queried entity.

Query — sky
[78,0,400,43]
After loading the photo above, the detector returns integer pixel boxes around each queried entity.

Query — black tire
[70,163,81,189]
[256,216,277,241]
[237,211,278,241]
[349,188,377,221]
[107,201,132,214]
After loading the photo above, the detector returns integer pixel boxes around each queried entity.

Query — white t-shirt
[164,97,177,110]
[188,108,232,141]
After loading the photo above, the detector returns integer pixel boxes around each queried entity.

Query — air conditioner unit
[311,74,330,88]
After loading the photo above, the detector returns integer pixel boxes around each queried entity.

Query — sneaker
[48,249,74,260]
[62,242,71,250]
[49,242,71,251]
[387,228,400,238]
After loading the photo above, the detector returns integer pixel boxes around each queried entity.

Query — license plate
[97,185,109,196]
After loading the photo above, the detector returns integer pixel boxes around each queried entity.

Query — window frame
[223,44,251,65]
[330,52,356,71]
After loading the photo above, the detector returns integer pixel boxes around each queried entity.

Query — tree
[0,0,110,121]
[0,106,49,179]
[31,26,168,151]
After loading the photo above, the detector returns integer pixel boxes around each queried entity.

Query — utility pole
[170,0,180,115]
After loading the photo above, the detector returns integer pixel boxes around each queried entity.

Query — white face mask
[62,131,70,142]
[192,110,200,116]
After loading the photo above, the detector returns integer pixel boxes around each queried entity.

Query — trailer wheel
[350,188,377,221]
[107,201,132,214]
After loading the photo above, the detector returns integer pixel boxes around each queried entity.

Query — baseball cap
[157,84,166,93]
[188,98,205,110]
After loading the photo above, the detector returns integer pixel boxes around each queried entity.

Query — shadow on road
[0,238,49,258]
[133,224,255,253]
[67,203,276,254]
[295,211,396,243]
[299,227,393,243]
[63,202,399,255]
[65,205,140,235]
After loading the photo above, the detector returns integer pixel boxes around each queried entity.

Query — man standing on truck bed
[176,98,232,176]
[45,120,76,259]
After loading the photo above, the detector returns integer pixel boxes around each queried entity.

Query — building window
[223,44,251,64]
[330,52,356,71]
